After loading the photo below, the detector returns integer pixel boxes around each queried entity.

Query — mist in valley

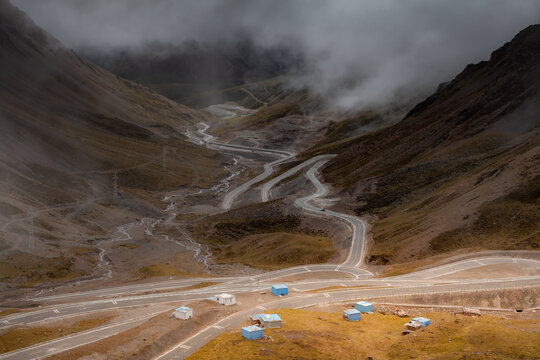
[13,0,540,109]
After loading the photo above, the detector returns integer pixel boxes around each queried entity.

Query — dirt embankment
[370,287,540,312]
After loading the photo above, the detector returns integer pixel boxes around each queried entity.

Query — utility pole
[161,147,167,172]
[113,170,119,199]
[28,209,35,250]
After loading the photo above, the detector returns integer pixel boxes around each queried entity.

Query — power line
[28,208,35,250]
[113,170,119,199]
[162,147,167,172]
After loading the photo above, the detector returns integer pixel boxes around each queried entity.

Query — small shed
[172,306,193,320]
[252,313,282,328]
[343,309,361,321]
[355,301,373,313]
[412,317,430,327]
[271,284,288,296]
[404,320,423,331]
[215,293,236,306]
[242,325,263,340]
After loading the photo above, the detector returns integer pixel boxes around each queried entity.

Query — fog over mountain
[13,0,540,108]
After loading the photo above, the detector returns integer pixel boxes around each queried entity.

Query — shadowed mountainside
[82,39,302,108]
[306,25,540,268]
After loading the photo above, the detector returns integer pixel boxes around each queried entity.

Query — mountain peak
[0,0,62,57]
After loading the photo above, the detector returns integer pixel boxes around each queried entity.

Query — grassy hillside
[189,201,335,269]
[429,176,540,255]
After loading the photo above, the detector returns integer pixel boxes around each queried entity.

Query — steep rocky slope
[0,0,227,285]
[310,25,540,268]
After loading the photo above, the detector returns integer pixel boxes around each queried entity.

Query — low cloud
[13,0,540,108]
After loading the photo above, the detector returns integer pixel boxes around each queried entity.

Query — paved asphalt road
[295,160,367,268]
[221,153,293,209]
[261,154,336,202]
[31,277,238,302]
[189,122,295,209]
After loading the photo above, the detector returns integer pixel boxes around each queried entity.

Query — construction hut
[242,325,263,340]
[412,317,430,327]
[215,293,236,306]
[355,301,373,313]
[343,309,361,321]
[271,284,288,296]
[172,306,193,320]
[252,313,282,328]
[404,320,422,332]
[405,317,430,330]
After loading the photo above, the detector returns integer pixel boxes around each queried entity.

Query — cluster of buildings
[172,284,435,342]
[243,313,283,340]
[171,292,238,320]
[241,284,288,340]
[171,283,289,324]
[342,301,432,334]
[343,301,373,321]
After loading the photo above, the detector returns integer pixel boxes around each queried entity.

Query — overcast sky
[13,0,540,108]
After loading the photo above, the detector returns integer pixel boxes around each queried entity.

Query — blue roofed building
[355,301,373,313]
[242,325,263,340]
[412,317,430,327]
[271,284,288,296]
[405,317,430,331]
[343,308,361,321]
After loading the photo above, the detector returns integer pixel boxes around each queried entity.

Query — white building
[173,306,193,320]
[215,293,236,306]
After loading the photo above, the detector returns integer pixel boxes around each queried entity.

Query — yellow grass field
[189,308,540,359]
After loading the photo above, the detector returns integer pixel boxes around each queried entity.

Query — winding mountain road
[294,160,367,268]
[186,123,295,209]
[261,154,336,202]
[193,124,368,270]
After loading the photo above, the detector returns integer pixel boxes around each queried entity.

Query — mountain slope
[311,25,540,268]
[82,39,302,108]
[0,0,227,285]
